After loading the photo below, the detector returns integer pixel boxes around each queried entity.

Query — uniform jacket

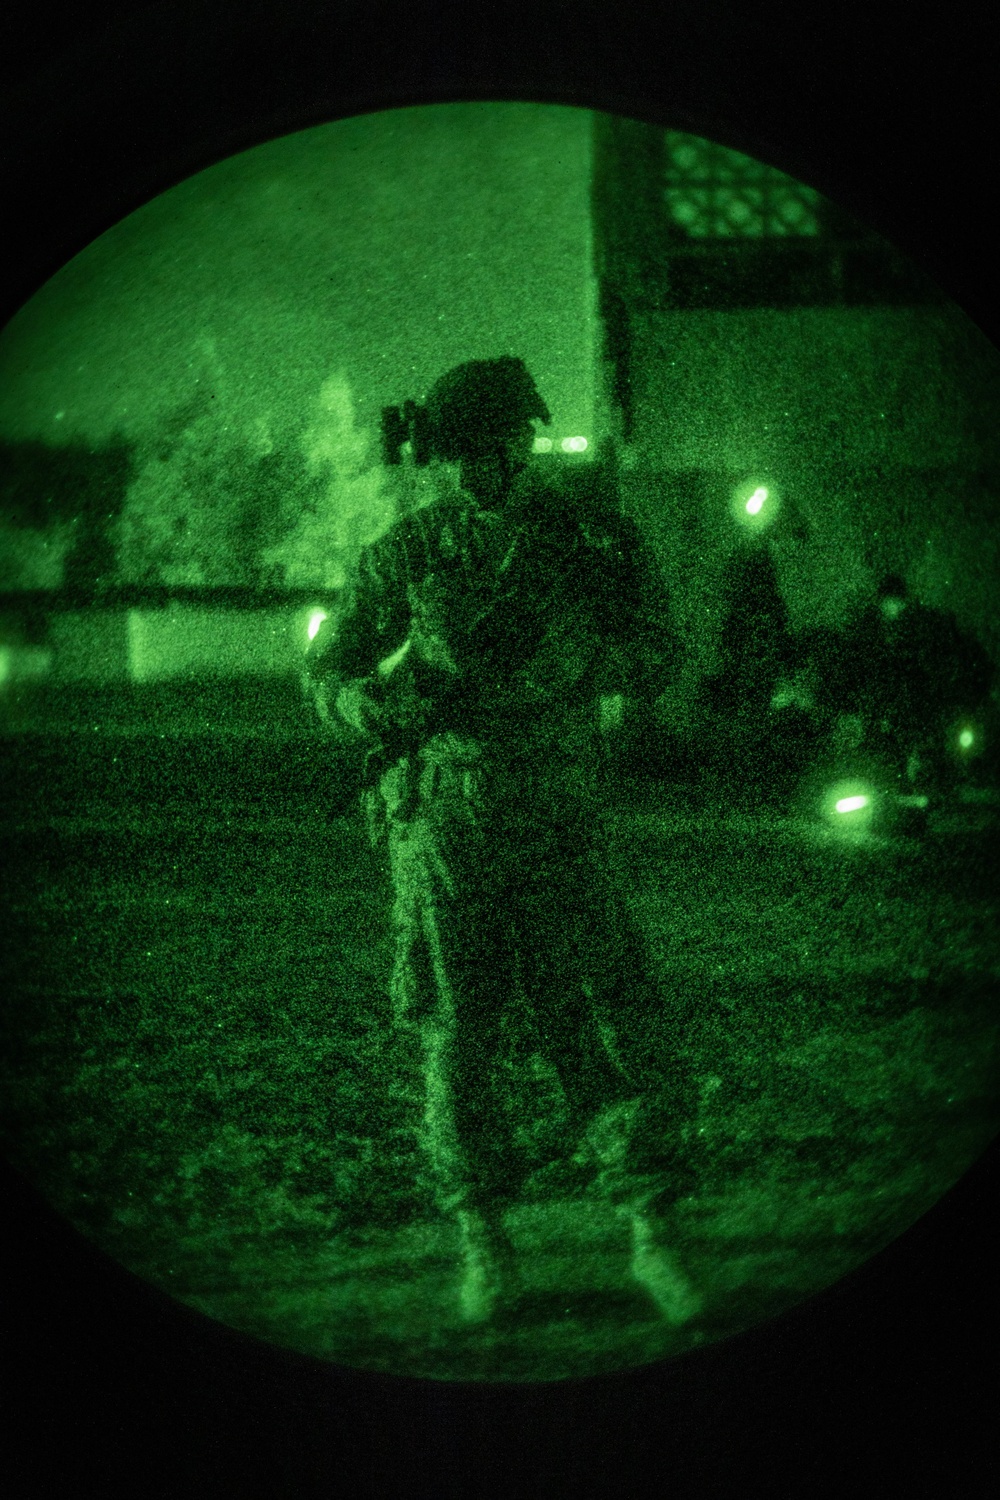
[304,461,677,782]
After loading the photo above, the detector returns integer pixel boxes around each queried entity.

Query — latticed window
[663,131,823,239]
[591,111,944,349]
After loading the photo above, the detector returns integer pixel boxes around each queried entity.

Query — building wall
[614,303,1000,705]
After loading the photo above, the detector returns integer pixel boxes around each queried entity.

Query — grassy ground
[2,734,998,1380]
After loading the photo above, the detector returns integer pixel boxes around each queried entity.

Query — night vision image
[1,103,998,1383]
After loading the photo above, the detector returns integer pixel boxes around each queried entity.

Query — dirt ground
[2,732,998,1379]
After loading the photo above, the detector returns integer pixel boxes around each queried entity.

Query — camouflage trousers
[366,731,702,1221]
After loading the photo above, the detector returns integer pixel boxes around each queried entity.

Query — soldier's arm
[303,529,411,742]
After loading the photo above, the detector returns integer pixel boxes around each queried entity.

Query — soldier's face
[502,422,536,472]
[459,423,537,504]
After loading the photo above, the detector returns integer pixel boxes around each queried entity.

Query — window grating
[663,132,822,238]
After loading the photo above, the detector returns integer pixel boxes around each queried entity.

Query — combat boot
[621,1205,703,1325]
[455,1207,519,1324]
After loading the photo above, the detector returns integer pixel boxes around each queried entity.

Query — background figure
[305,357,704,1325]
[816,572,996,797]
[698,529,802,806]
[558,446,687,798]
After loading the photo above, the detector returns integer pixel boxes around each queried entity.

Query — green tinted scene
[1,103,998,1382]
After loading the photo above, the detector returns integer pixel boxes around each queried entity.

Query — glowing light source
[822,779,876,834]
[731,478,780,529]
[307,609,328,642]
[959,727,975,750]
[533,436,554,453]
[560,436,588,453]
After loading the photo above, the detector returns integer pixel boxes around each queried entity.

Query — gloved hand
[334,678,388,738]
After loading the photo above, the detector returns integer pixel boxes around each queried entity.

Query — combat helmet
[425,357,551,461]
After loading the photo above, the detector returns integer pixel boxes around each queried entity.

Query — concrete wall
[126,606,313,684]
[48,611,131,684]
[42,605,323,684]
[0,644,53,687]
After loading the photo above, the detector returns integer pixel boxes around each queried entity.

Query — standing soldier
[304,356,704,1326]
[699,503,802,805]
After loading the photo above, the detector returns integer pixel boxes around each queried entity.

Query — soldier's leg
[569,845,706,1322]
[385,766,522,1320]
[445,1006,526,1321]
[495,813,627,1149]
[580,1053,703,1207]
[578,1077,705,1324]
[390,875,511,1194]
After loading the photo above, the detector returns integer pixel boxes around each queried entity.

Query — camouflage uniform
[306,465,701,1225]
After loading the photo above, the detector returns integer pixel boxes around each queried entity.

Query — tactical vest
[387,477,606,753]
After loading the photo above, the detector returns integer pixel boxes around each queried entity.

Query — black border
[2,3,999,1493]
[2,1,998,339]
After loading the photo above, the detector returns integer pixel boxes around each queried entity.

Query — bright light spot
[561,436,588,453]
[533,436,554,453]
[307,609,328,642]
[599,693,625,733]
[745,486,768,515]
[959,728,975,750]
[823,779,876,833]
[731,478,780,530]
